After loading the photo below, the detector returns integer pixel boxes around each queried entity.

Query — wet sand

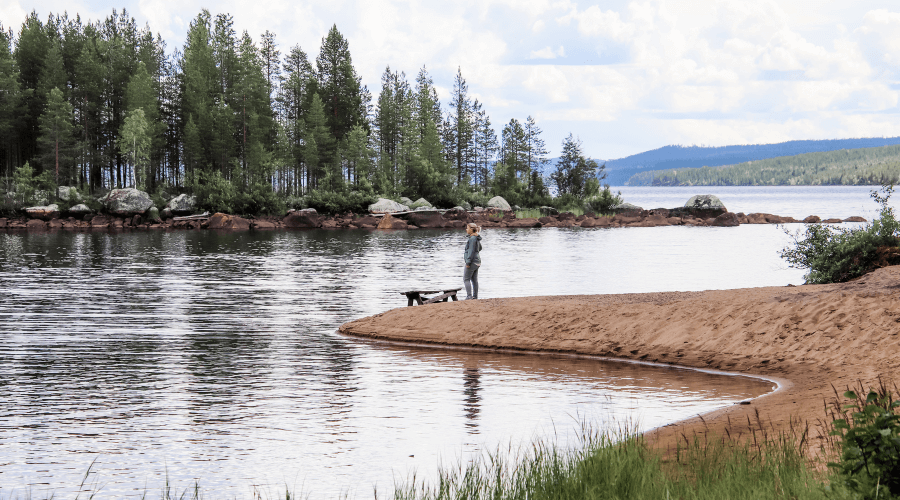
[339,265,900,455]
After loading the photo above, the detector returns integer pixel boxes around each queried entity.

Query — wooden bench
[400,288,463,306]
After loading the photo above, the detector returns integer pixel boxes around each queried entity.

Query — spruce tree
[0,25,24,181]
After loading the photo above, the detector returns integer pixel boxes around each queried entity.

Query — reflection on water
[0,226,780,498]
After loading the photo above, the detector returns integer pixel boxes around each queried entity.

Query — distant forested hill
[603,138,900,185]
[625,145,900,186]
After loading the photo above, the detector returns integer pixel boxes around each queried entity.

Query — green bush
[304,189,377,215]
[584,185,624,215]
[780,184,900,284]
[828,382,900,499]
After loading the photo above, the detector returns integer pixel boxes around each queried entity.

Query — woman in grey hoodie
[463,223,483,299]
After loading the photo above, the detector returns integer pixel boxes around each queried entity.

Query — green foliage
[828,382,900,499]
[304,189,377,215]
[629,144,900,186]
[583,185,624,215]
[191,170,238,213]
[395,429,830,500]
[780,184,900,284]
[551,134,605,198]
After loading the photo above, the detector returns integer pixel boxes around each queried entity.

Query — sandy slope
[339,266,900,455]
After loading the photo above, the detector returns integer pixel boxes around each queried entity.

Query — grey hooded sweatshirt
[464,234,482,266]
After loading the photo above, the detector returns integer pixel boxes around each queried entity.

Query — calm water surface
[0,186,878,498]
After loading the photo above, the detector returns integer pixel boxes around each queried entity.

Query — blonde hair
[466,223,480,234]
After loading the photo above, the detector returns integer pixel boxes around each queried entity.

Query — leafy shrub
[780,184,900,284]
[192,170,238,214]
[234,184,286,215]
[583,185,624,215]
[304,189,377,215]
[828,381,900,499]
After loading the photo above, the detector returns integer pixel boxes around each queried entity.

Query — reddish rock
[506,218,542,228]
[25,205,60,221]
[350,215,379,227]
[26,219,48,229]
[48,219,64,229]
[711,212,741,227]
[208,213,251,230]
[445,220,468,229]
[377,214,408,229]
[252,220,276,230]
[0,218,7,228]
[538,216,555,225]
[321,219,339,229]
[746,213,768,224]
[612,215,641,224]
[844,216,867,222]
[91,216,110,228]
[802,215,821,223]
[822,218,843,223]
[111,218,124,229]
[284,209,321,228]
[404,212,446,228]
[666,217,683,225]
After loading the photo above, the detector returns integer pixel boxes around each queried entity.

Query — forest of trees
[626,145,900,186]
[0,9,610,214]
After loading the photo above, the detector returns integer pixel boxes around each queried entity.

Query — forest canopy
[0,9,610,214]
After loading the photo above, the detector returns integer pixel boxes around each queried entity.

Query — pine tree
[37,87,75,191]
[316,25,366,153]
[551,134,600,198]
[448,67,473,183]
[0,25,24,181]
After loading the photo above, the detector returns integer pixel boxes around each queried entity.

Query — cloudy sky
[2,0,900,159]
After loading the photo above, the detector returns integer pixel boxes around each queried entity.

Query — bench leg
[450,294,458,301]
[407,297,414,306]
[415,296,424,306]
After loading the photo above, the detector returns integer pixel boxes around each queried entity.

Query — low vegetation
[780,184,900,284]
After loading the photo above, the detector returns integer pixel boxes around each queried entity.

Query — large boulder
[57,186,82,202]
[284,208,321,228]
[101,188,153,216]
[611,202,643,216]
[165,194,197,215]
[67,204,93,217]
[26,219,48,229]
[506,218,542,228]
[25,204,60,221]
[711,212,741,227]
[682,195,727,218]
[207,213,251,230]
[368,198,409,213]
[399,197,414,206]
[487,196,511,211]
[377,214,408,229]
[408,198,433,210]
[404,211,446,228]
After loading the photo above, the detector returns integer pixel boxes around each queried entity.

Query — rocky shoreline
[0,206,868,232]
[2,190,868,232]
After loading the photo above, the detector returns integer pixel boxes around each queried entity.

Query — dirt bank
[339,266,900,455]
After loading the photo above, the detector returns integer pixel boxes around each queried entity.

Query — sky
[3,0,900,160]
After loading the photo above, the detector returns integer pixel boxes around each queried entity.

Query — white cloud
[528,45,565,59]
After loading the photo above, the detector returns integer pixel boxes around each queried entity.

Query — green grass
[392,426,842,500]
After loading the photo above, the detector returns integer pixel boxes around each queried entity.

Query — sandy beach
[339,265,900,455]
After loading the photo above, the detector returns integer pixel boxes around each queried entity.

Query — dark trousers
[463,264,479,298]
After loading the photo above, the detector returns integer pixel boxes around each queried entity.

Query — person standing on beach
[463,223,483,300]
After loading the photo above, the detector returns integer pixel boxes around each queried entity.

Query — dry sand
[339,266,900,454]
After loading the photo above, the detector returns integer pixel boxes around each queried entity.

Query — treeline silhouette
[604,138,900,185]
[626,145,900,186]
[0,9,609,214]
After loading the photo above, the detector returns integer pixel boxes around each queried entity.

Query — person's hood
[474,234,482,241]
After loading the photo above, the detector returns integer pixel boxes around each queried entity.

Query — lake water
[0,186,887,498]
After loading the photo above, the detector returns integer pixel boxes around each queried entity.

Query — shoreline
[340,333,790,436]
[0,207,866,233]
[338,265,900,455]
